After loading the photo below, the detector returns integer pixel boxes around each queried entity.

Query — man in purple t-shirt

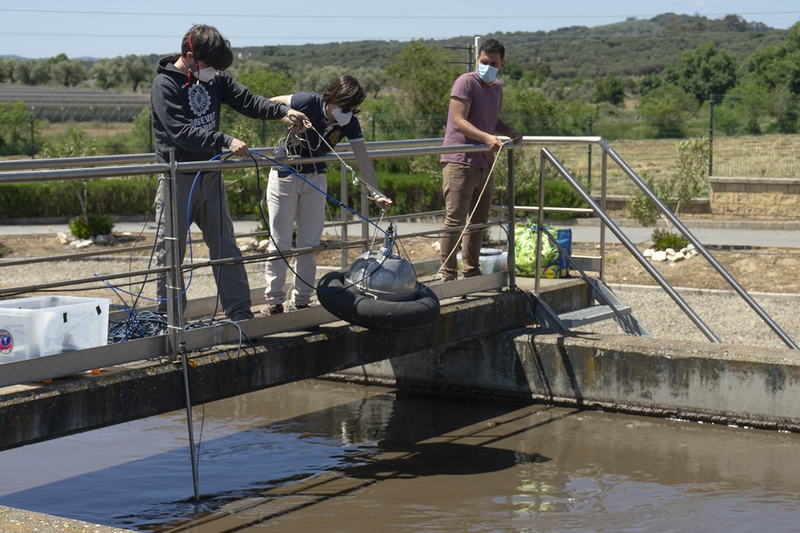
[439,38,521,282]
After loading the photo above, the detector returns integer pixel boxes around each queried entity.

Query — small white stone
[665,248,675,255]
[431,241,441,253]
[257,239,270,251]
[667,252,686,262]
[643,248,655,258]
[651,250,667,262]
[71,239,93,249]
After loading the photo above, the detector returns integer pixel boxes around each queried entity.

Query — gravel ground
[574,284,800,350]
[2,241,799,350]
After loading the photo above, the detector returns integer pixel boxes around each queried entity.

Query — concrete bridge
[3,275,800,453]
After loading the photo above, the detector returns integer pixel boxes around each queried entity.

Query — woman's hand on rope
[373,193,393,213]
[284,109,310,132]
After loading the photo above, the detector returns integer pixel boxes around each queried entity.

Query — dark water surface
[1,379,800,532]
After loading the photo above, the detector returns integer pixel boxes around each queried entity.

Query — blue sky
[1,1,799,60]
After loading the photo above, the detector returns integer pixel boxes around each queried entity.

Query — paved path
[0,217,797,248]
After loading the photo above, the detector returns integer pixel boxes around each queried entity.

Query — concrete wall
[592,177,800,220]
[333,330,800,432]
[710,177,800,219]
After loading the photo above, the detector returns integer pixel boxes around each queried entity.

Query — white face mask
[477,64,499,83]
[331,106,353,126]
[196,66,217,83]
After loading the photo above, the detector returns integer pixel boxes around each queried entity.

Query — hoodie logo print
[187,84,211,117]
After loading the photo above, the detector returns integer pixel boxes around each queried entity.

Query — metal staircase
[519,144,796,349]
[530,276,651,337]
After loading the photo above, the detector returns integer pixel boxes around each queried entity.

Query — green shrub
[514,179,588,219]
[651,228,689,251]
[69,213,115,238]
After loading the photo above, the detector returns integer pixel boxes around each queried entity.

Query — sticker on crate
[0,329,13,354]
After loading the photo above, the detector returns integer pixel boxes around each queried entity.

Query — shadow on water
[5,380,800,532]
[0,383,554,531]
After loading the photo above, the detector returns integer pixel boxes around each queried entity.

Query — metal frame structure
[1,135,796,390]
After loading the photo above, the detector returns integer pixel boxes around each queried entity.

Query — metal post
[535,149,546,296]
[29,108,35,159]
[599,150,607,281]
[506,148,516,290]
[165,150,201,503]
[586,116,593,193]
[708,93,718,177]
[148,108,154,153]
[340,163,349,269]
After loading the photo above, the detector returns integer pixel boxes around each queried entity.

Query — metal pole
[506,148,516,290]
[148,108,154,153]
[708,94,715,177]
[340,163,349,269]
[534,149,546,295]
[165,149,201,502]
[599,150,607,281]
[586,116,593,192]
[29,107,35,159]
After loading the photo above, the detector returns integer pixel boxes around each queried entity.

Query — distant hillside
[232,13,788,79]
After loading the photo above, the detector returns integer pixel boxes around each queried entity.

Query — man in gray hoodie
[151,24,307,321]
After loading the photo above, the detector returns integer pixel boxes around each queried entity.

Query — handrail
[534,142,797,349]
[539,147,722,343]
[1,134,796,388]
[597,140,798,350]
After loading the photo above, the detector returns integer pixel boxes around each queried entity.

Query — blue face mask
[477,64,499,83]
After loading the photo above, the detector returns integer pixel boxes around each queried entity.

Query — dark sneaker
[259,304,284,316]
[230,311,254,321]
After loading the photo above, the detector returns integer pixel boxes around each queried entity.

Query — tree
[637,73,663,97]
[665,42,738,104]
[120,55,154,92]
[714,80,771,134]
[50,59,88,87]
[291,65,346,94]
[638,84,698,138]
[741,22,800,94]
[0,59,13,83]
[351,66,385,98]
[595,75,625,105]
[0,101,37,155]
[28,60,51,85]
[237,70,293,98]
[90,58,123,89]
[740,22,800,132]
[384,39,462,135]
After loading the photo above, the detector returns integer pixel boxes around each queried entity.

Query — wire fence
[1,98,798,197]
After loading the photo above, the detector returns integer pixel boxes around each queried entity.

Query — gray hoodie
[150,54,289,164]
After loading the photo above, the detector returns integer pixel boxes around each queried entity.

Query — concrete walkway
[0,216,797,248]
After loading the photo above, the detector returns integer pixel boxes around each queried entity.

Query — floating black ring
[317,271,440,331]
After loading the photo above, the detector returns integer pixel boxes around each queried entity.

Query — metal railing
[530,139,797,350]
[0,138,516,387]
[0,135,796,389]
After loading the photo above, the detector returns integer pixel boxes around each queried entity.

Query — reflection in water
[0,380,800,532]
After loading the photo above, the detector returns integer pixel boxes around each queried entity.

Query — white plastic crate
[0,296,111,363]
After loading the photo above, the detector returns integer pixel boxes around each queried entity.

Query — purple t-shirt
[441,71,503,169]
